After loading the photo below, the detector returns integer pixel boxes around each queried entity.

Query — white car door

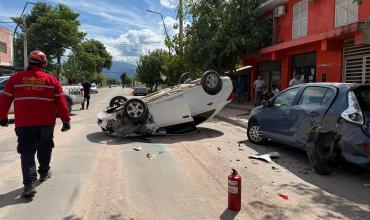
[148,94,193,128]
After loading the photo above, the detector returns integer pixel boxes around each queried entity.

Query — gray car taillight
[341,91,364,125]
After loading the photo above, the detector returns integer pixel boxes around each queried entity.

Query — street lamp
[146,9,171,54]
[13,1,36,70]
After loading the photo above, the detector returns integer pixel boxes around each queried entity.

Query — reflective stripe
[2,91,13,97]
[14,97,54,102]
[14,84,55,89]
[55,93,64,97]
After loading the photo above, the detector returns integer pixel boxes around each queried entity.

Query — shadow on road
[86,127,224,145]
[243,140,370,219]
[219,208,239,220]
[0,187,33,209]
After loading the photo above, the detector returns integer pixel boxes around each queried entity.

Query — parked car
[97,70,233,137]
[90,83,98,94]
[62,86,84,111]
[247,83,370,175]
[133,85,149,96]
[0,76,13,113]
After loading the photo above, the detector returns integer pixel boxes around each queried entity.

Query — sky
[0,0,180,65]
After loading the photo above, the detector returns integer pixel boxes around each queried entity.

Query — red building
[0,27,13,76]
[243,0,370,99]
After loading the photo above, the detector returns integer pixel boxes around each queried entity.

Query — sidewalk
[215,102,255,129]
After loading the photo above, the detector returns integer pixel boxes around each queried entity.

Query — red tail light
[364,144,369,155]
[227,92,233,101]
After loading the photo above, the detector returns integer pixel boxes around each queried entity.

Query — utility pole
[22,16,28,70]
[12,1,35,71]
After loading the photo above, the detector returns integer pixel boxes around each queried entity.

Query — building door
[292,52,316,83]
[343,40,370,83]
[257,61,281,93]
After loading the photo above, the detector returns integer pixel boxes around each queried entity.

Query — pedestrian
[81,79,91,110]
[289,72,303,87]
[254,75,265,106]
[0,50,70,198]
[235,76,244,104]
[272,84,280,96]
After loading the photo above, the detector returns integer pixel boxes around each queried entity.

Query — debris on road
[272,166,278,170]
[238,148,244,151]
[217,147,221,151]
[278,193,289,200]
[238,140,247,147]
[248,152,280,163]
[146,153,156,160]
[133,146,142,151]
[236,159,240,162]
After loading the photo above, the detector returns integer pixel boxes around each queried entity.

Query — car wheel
[201,70,222,95]
[305,134,333,175]
[109,96,128,108]
[179,72,195,84]
[124,98,148,122]
[247,123,266,144]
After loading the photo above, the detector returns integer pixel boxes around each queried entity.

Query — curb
[214,115,248,129]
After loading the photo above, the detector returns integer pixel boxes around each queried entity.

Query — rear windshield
[353,86,370,111]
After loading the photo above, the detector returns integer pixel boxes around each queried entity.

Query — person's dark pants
[81,95,90,109]
[255,91,263,106]
[15,126,55,185]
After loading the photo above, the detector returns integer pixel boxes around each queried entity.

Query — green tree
[63,39,112,83]
[136,49,167,92]
[12,2,85,69]
[120,72,132,85]
[169,0,267,73]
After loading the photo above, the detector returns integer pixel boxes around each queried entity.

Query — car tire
[201,70,222,95]
[109,96,128,108]
[179,72,195,84]
[247,123,266,144]
[123,98,148,122]
[305,139,333,175]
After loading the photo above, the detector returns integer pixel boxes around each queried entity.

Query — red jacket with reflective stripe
[0,66,71,127]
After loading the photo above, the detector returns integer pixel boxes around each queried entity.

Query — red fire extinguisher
[228,169,241,211]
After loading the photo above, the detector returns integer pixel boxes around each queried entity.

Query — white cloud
[160,0,176,8]
[98,29,166,64]
[163,16,178,37]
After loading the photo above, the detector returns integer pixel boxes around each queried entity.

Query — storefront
[292,52,316,83]
[257,61,281,92]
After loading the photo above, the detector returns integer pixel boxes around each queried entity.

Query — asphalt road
[0,87,370,220]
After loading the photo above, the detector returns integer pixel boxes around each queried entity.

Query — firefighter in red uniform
[0,50,71,198]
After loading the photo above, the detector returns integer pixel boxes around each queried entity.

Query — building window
[335,0,358,28]
[292,0,308,40]
[0,41,7,53]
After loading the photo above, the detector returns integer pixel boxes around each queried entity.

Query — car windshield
[353,86,370,112]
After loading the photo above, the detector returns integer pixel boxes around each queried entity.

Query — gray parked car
[247,83,370,175]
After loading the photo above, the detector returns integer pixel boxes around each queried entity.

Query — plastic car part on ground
[248,152,280,163]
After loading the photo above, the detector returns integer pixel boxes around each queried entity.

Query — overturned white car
[97,70,233,137]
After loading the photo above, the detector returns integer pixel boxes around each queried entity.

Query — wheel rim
[206,74,218,88]
[127,102,144,118]
[249,125,263,142]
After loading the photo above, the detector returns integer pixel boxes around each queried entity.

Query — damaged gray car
[247,83,370,175]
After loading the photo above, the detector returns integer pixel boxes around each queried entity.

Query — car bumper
[338,122,370,168]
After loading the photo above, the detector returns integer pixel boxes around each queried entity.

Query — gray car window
[298,87,328,105]
[273,88,299,107]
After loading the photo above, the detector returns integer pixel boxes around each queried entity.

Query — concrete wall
[0,28,13,67]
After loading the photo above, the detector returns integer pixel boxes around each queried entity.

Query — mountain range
[103,61,137,80]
